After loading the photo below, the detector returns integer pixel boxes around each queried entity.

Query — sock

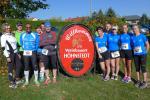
[40,67,45,79]
[45,70,50,79]
[34,70,38,82]
[24,71,29,83]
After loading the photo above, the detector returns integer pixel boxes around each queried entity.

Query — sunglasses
[26,27,31,28]
[6,28,11,30]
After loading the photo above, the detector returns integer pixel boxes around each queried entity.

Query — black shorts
[99,51,110,62]
[40,54,57,69]
[110,51,120,59]
[134,54,147,73]
[120,50,133,60]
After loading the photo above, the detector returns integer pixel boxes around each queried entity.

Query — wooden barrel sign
[58,24,95,77]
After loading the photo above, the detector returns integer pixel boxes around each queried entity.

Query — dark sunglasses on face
[6,28,11,30]
[26,27,31,28]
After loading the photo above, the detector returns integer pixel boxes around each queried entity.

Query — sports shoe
[16,79,24,85]
[135,80,141,88]
[103,76,110,81]
[122,76,128,83]
[35,80,40,87]
[22,81,29,87]
[39,77,45,82]
[52,77,57,83]
[9,82,17,89]
[44,78,51,85]
[111,75,115,80]
[139,81,147,89]
[114,75,118,80]
[125,77,132,83]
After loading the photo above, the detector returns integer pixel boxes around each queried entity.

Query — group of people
[95,23,149,89]
[0,21,149,89]
[0,21,57,88]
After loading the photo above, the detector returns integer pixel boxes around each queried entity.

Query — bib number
[111,51,120,58]
[134,46,142,53]
[121,43,128,50]
[42,49,49,55]
[98,47,107,53]
[23,50,32,56]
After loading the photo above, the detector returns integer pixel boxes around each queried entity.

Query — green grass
[0,73,150,100]
[0,51,150,100]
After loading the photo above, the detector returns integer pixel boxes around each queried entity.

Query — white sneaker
[35,80,40,87]
[114,75,118,80]
[111,75,115,80]
[22,81,29,87]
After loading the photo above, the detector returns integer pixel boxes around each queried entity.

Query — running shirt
[20,32,39,51]
[120,33,132,50]
[14,30,24,51]
[131,34,148,55]
[95,34,108,53]
[107,33,120,51]
[1,33,18,57]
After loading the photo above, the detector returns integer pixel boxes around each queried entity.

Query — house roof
[123,15,141,21]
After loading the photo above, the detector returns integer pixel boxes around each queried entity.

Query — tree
[139,14,149,25]
[106,8,116,18]
[92,11,97,19]
[97,9,104,17]
[0,0,48,19]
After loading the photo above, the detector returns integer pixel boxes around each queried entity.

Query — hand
[99,54,102,59]
[7,57,11,63]
[17,54,21,59]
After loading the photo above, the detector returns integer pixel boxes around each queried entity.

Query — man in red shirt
[39,21,57,84]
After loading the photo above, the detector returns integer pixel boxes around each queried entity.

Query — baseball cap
[112,26,118,30]
[44,21,51,28]
[16,22,23,26]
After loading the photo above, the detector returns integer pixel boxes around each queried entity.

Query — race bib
[111,51,120,58]
[134,46,142,53]
[121,43,129,50]
[23,50,32,56]
[42,49,49,55]
[98,47,107,53]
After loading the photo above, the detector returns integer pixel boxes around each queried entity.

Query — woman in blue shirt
[95,27,110,81]
[131,25,149,89]
[120,24,133,83]
[107,26,120,80]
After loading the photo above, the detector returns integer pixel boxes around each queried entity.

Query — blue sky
[29,0,150,20]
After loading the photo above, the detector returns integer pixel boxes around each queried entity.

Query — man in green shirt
[14,22,24,52]
[14,22,25,84]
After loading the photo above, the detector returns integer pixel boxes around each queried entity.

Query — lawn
[0,52,150,100]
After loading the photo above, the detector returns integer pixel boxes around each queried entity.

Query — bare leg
[100,62,106,76]
[110,59,115,76]
[127,59,132,77]
[115,58,120,76]
[122,58,127,77]
[53,69,57,83]
[105,59,110,78]
[143,72,147,82]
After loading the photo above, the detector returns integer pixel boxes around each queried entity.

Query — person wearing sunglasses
[131,25,149,89]
[107,26,120,80]
[1,23,22,88]
[20,23,40,87]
